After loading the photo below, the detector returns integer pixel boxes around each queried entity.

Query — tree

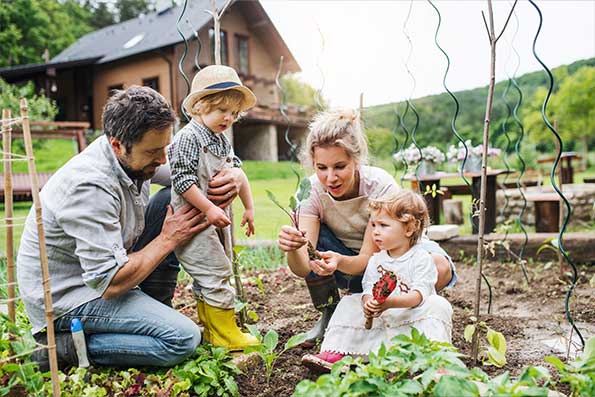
[523,66,594,156]
[117,0,154,22]
[0,0,93,67]
[280,73,327,109]
[0,78,58,121]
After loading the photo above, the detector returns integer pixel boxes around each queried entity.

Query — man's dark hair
[102,86,176,150]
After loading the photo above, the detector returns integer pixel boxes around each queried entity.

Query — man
[17,86,241,369]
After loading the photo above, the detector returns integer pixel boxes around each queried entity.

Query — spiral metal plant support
[314,24,326,112]
[428,0,493,313]
[509,11,529,266]
[176,0,191,122]
[390,109,402,178]
[186,19,203,72]
[498,78,513,241]
[503,12,530,282]
[528,0,584,348]
[402,0,422,181]
[397,102,411,187]
[275,56,301,191]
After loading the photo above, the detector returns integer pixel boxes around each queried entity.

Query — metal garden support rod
[471,0,517,364]
[528,0,584,348]
[20,98,61,396]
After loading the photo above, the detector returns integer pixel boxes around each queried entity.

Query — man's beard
[118,159,158,181]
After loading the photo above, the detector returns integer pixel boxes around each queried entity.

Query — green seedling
[266,178,321,260]
[464,318,507,367]
[243,325,307,385]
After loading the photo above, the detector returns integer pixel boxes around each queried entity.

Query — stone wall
[496,183,595,228]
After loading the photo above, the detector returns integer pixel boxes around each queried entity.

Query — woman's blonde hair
[190,90,245,119]
[369,190,430,247]
[301,108,368,167]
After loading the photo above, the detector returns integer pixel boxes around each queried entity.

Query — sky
[260,0,595,108]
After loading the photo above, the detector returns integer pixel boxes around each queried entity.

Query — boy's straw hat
[182,65,257,114]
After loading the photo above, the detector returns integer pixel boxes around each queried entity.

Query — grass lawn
[1,139,593,253]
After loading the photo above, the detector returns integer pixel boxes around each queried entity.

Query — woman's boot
[302,275,340,348]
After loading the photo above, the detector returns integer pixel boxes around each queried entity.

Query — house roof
[50,0,299,71]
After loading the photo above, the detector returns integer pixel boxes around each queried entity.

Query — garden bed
[172,257,594,396]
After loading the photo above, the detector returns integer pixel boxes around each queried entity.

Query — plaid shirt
[168,119,241,194]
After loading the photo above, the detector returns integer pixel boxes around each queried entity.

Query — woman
[277,108,457,346]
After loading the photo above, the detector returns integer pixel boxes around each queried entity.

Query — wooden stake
[2,109,15,324]
[20,99,61,397]
[472,0,518,364]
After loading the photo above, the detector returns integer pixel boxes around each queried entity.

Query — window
[236,34,249,75]
[209,28,228,65]
[108,84,124,97]
[142,77,160,92]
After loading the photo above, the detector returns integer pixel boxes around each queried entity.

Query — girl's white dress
[320,245,453,356]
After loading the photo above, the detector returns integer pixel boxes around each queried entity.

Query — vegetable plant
[244,324,307,385]
[464,318,507,367]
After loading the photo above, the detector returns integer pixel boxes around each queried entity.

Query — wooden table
[404,169,514,234]
[537,152,581,185]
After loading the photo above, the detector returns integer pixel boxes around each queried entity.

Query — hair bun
[337,108,359,124]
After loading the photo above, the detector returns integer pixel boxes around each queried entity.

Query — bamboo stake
[20,99,60,397]
[471,0,517,364]
[2,109,16,324]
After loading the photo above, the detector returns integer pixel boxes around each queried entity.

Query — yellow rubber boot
[196,298,210,343]
[202,302,259,351]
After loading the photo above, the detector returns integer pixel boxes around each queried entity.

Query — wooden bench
[526,193,560,232]
[441,179,540,198]
[1,121,89,203]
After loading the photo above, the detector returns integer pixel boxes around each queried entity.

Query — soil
[173,259,595,397]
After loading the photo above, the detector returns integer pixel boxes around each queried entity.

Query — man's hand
[207,168,243,208]
[161,204,208,249]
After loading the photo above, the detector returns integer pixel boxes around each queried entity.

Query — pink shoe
[301,351,345,373]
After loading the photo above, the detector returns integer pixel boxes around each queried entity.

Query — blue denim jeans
[306,224,458,291]
[54,290,200,367]
[306,224,364,293]
[52,187,200,367]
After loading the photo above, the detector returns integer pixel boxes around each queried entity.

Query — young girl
[168,65,258,350]
[302,190,453,371]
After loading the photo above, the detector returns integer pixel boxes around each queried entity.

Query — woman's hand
[277,225,308,252]
[207,168,243,208]
[307,258,330,276]
[318,251,340,273]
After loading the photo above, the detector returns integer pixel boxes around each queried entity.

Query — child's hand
[241,208,255,237]
[206,206,231,228]
[361,294,377,318]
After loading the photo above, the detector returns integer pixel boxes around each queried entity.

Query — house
[0,0,313,161]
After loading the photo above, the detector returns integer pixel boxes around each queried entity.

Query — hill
[363,57,595,157]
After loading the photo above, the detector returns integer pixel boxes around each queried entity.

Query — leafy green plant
[292,328,553,397]
[464,319,507,367]
[545,337,595,397]
[266,177,320,260]
[244,325,307,385]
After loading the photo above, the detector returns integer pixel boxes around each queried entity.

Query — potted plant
[447,140,501,173]
[393,144,445,176]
